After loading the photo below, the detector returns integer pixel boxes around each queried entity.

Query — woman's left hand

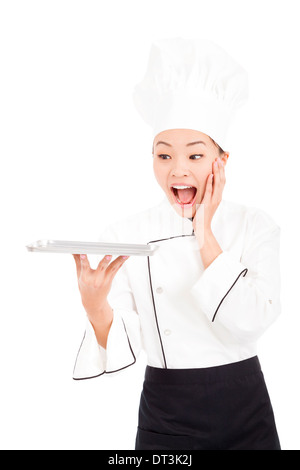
[193,156,226,236]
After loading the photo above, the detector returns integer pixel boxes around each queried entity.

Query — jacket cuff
[191,251,248,322]
[73,309,137,380]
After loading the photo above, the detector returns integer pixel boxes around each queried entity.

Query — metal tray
[26,240,158,256]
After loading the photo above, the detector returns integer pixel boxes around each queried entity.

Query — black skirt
[135,356,280,450]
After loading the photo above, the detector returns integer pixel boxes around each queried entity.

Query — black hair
[209,136,225,155]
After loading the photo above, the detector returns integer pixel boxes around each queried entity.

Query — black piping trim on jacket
[147,255,167,369]
[211,268,248,322]
[73,318,137,381]
[148,234,195,244]
[147,233,195,370]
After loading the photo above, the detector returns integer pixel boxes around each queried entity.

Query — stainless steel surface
[26,239,158,256]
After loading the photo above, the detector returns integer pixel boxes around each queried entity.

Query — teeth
[172,185,194,189]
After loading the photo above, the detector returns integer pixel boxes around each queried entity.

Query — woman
[72,38,281,450]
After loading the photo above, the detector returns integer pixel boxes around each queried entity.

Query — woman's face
[153,128,229,218]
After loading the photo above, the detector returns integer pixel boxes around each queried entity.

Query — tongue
[177,188,196,204]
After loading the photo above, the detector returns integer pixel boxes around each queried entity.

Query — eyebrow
[155,140,206,147]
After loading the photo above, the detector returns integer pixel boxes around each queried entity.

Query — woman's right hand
[72,253,129,347]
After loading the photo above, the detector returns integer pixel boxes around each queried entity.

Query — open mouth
[171,185,197,207]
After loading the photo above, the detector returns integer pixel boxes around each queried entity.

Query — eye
[189,154,204,160]
[158,154,171,160]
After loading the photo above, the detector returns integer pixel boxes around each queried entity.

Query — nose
[171,160,191,177]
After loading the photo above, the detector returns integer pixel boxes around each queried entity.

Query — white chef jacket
[73,198,281,380]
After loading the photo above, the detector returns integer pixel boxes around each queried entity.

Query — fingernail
[105,255,112,260]
[122,256,129,259]
[80,254,86,260]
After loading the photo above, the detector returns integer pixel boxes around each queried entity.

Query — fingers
[79,253,90,270]
[72,253,93,282]
[201,173,213,204]
[73,254,81,279]
[211,157,226,200]
[201,157,226,206]
[78,254,93,282]
[96,254,114,273]
[94,254,129,281]
[73,253,129,283]
[217,157,226,185]
[96,254,126,274]
[105,255,129,279]
[213,158,221,187]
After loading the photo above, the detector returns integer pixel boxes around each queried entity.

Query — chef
[72,37,281,450]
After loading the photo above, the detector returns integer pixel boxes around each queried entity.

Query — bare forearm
[89,302,114,349]
[198,228,223,270]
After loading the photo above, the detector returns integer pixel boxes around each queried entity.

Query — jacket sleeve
[190,213,281,343]
[73,227,142,380]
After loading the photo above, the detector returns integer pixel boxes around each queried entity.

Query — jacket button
[164,329,171,336]
[156,287,163,294]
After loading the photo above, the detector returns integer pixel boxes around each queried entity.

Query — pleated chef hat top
[132,37,249,149]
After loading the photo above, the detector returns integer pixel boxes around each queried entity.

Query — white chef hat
[132,37,248,149]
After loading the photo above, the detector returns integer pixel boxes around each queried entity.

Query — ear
[221,152,230,166]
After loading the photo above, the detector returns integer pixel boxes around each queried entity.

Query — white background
[0,0,299,450]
